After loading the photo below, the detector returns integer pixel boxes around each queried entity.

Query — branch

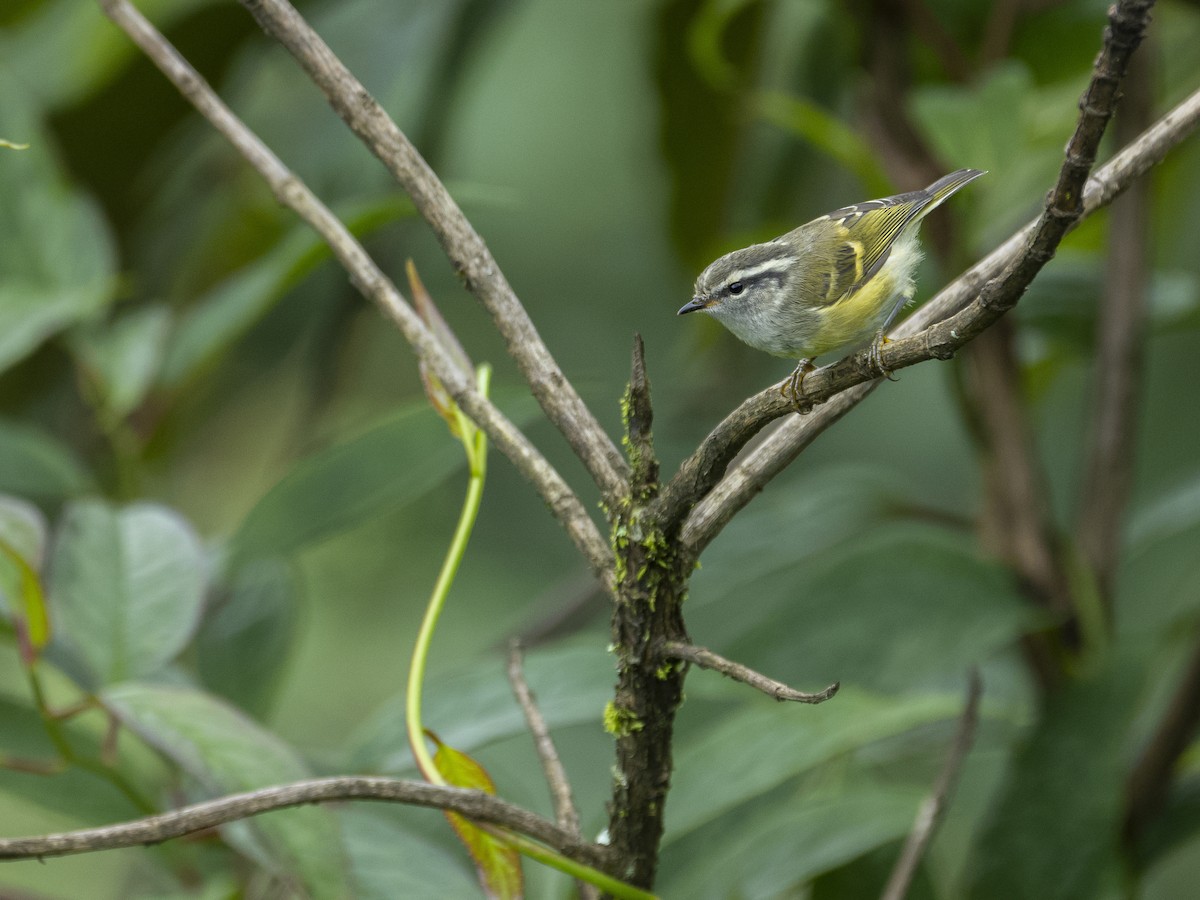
[1123,634,1200,849]
[880,669,982,900]
[0,776,613,871]
[678,10,1194,555]
[506,641,583,837]
[507,641,597,900]
[1077,47,1155,606]
[661,642,839,704]
[237,0,628,503]
[95,0,614,584]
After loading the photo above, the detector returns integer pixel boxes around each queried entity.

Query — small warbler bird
[679,168,985,409]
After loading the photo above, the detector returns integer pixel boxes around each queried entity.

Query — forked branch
[95,0,614,584]
[238,0,629,503]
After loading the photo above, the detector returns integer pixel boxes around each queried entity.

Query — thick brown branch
[1078,48,1155,607]
[237,0,628,502]
[95,0,613,585]
[0,776,613,871]
[881,670,982,900]
[677,15,1194,555]
[661,641,839,704]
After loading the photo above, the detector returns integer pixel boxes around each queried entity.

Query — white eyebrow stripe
[728,256,798,282]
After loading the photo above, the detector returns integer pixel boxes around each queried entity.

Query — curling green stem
[406,365,491,784]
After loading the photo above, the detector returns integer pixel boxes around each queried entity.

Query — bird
[678,168,985,410]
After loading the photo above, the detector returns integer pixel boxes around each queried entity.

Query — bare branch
[881,670,983,900]
[506,640,584,836]
[1078,48,1156,606]
[1123,634,1200,849]
[95,0,614,585]
[679,25,1197,555]
[662,642,839,704]
[0,776,613,871]
[237,0,628,502]
[507,641,598,900]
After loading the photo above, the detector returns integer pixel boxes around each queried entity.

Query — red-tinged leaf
[428,730,523,899]
[406,260,473,435]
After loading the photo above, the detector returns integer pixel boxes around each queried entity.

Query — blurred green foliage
[1,0,1199,897]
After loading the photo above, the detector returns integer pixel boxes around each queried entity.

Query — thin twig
[95,0,614,585]
[0,776,613,870]
[1077,47,1156,608]
[507,641,598,900]
[881,670,983,900]
[661,641,839,704]
[237,0,628,503]
[506,640,584,836]
[678,25,1193,556]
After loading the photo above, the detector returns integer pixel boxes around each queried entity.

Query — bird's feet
[867,331,898,382]
[781,359,817,414]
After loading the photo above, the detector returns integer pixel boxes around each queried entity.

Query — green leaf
[910,62,1072,248]
[431,732,523,900]
[0,494,50,654]
[341,806,478,900]
[0,68,116,374]
[230,403,480,564]
[0,693,147,825]
[0,418,92,501]
[69,304,172,420]
[103,682,349,897]
[695,524,1033,692]
[158,199,414,393]
[660,779,926,897]
[0,0,222,109]
[665,687,972,841]
[195,558,298,717]
[348,637,612,773]
[964,657,1144,900]
[48,500,206,686]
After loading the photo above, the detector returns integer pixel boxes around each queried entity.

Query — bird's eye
[728,281,745,296]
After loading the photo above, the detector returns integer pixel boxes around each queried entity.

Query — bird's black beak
[677,297,708,315]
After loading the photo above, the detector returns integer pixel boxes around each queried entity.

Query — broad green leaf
[342,806,478,900]
[103,682,348,897]
[660,779,926,898]
[348,637,612,773]
[0,69,116,374]
[693,524,1033,692]
[965,657,1144,900]
[195,558,298,717]
[910,62,1071,248]
[0,418,92,501]
[665,687,971,841]
[0,0,222,109]
[0,692,146,824]
[49,500,206,685]
[69,304,172,420]
[0,493,46,566]
[157,199,414,392]
[230,399,536,564]
[689,463,915,608]
[431,732,523,899]
[0,495,50,654]
[1016,256,1200,358]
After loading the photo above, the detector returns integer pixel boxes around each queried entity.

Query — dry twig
[662,641,839,704]
[0,776,613,870]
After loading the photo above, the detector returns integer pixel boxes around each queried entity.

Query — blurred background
[1,0,1200,897]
